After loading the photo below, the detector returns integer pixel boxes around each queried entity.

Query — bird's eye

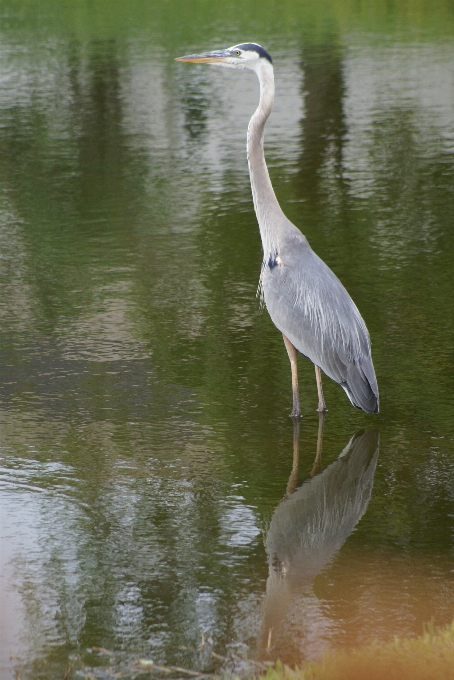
[235,50,241,56]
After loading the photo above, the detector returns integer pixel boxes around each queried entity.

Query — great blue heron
[176,43,379,415]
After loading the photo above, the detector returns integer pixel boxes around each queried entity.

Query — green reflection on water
[1,1,454,678]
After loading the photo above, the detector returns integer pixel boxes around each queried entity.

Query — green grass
[260,622,454,680]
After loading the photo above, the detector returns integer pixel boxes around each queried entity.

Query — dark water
[1,2,454,678]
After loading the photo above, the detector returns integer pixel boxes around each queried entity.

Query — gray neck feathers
[247,61,284,259]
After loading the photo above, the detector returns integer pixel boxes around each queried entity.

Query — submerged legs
[286,419,300,495]
[282,334,301,418]
[311,411,325,477]
[286,413,325,491]
[315,365,327,413]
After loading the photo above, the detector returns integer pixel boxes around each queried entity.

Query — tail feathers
[341,363,379,414]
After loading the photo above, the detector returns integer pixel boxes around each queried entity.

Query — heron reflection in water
[257,421,379,662]
[176,44,379,416]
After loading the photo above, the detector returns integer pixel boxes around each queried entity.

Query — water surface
[1,2,454,678]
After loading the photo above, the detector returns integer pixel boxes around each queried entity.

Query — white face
[219,45,263,70]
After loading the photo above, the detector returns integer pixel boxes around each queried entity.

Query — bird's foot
[290,410,301,419]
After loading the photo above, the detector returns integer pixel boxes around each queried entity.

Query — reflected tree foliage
[70,40,135,208]
[182,80,210,140]
[296,39,347,208]
[0,39,150,328]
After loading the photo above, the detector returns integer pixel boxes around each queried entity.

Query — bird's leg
[310,411,325,477]
[314,365,328,412]
[282,334,301,418]
[286,418,300,495]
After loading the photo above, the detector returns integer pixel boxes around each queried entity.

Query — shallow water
[1,2,454,678]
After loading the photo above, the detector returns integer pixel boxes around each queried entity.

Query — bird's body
[176,43,379,415]
[262,229,378,413]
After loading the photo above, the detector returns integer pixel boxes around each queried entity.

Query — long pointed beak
[175,49,231,64]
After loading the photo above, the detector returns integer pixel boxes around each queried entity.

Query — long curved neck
[247,61,285,258]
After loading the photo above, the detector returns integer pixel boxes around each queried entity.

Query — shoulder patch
[268,254,284,270]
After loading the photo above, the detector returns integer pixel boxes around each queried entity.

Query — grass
[260,622,454,680]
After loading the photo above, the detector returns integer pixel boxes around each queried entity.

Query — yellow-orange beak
[175,49,232,64]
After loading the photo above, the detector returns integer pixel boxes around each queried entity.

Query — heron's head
[175,43,272,72]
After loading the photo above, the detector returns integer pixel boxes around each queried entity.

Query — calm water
[1,1,454,678]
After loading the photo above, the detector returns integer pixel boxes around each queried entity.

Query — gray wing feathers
[262,231,379,413]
